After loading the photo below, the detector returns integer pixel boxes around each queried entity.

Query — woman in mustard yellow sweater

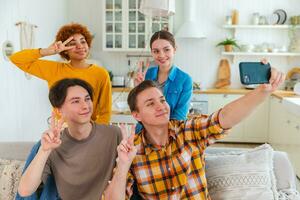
[10,23,111,124]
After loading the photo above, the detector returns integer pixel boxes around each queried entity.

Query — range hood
[175,0,206,39]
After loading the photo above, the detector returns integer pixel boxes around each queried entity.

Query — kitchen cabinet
[208,94,269,143]
[268,96,300,177]
[103,0,173,51]
[221,25,300,62]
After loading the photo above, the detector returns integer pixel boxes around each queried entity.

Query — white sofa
[0,142,299,200]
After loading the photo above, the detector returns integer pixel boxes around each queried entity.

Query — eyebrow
[68,94,90,102]
[152,45,172,51]
[144,95,164,104]
[69,37,86,42]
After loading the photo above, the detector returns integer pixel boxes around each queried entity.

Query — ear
[132,111,142,122]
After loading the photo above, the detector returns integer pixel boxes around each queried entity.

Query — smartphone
[239,62,271,85]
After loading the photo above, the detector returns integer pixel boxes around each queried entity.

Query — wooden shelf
[222,51,300,56]
[222,25,300,29]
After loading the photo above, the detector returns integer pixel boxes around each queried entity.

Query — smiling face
[59,85,93,125]
[65,33,89,61]
[132,87,170,126]
[151,39,176,69]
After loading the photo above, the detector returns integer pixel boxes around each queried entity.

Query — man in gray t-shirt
[18,78,122,200]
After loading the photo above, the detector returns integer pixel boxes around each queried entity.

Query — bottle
[252,12,260,25]
[232,9,239,25]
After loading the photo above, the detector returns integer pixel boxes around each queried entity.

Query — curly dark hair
[55,23,93,60]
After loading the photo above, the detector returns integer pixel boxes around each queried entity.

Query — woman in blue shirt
[135,30,193,131]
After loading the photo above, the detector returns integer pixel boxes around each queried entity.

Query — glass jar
[252,13,260,25]
[225,15,232,25]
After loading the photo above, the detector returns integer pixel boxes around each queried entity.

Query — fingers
[268,68,285,91]
[260,58,268,65]
[117,139,133,154]
[119,123,128,139]
[50,111,56,129]
[128,124,136,145]
[269,68,277,84]
[62,36,74,46]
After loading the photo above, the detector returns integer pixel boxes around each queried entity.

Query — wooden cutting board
[215,59,231,88]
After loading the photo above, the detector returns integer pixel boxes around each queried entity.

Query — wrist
[39,48,55,57]
[39,146,52,156]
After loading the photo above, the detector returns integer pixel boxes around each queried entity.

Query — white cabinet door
[243,99,269,142]
[268,96,300,177]
[268,97,290,144]
[208,94,269,143]
[103,0,173,51]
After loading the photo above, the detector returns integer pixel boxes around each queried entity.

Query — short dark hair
[49,78,94,108]
[150,30,176,49]
[127,80,160,112]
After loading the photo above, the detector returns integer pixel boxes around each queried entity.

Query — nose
[155,101,165,111]
[157,50,165,58]
[75,42,83,49]
[81,100,89,110]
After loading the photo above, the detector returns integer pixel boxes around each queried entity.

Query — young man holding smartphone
[105,67,285,199]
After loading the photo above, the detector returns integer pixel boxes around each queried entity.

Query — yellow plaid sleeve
[125,169,135,199]
[188,109,229,146]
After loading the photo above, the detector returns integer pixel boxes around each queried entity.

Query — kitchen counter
[112,87,296,99]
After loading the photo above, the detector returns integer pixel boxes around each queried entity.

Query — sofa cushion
[205,144,278,200]
[0,159,25,200]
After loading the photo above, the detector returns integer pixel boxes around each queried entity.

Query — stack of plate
[268,9,287,25]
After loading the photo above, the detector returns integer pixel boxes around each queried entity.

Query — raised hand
[41,36,75,56]
[134,60,149,86]
[260,59,285,92]
[41,112,64,152]
[117,124,137,167]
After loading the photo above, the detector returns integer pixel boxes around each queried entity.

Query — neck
[67,121,92,140]
[158,65,171,83]
[143,124,169,146]
[70,59,89,68]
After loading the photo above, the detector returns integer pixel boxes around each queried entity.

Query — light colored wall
[69,0,300,89]
[0,0,69,141]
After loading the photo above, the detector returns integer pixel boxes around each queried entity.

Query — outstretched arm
[219,67,285,129]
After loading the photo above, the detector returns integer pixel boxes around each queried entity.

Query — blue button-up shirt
[136,65,193,133]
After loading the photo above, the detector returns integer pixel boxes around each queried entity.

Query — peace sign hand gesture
[117,124,137,168]
[41,112,64,152]
[41,36,75,56]
[134,60,150,86]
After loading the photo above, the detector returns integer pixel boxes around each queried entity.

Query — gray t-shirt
[42,122,122,200]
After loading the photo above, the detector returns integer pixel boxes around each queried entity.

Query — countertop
[112,87,296,99]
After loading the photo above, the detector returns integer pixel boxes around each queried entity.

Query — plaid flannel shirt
[126,110,228,200]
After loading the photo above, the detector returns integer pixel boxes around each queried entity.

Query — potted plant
[216,38,240,52]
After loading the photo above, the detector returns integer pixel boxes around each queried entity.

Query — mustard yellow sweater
[10,49,112,124]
